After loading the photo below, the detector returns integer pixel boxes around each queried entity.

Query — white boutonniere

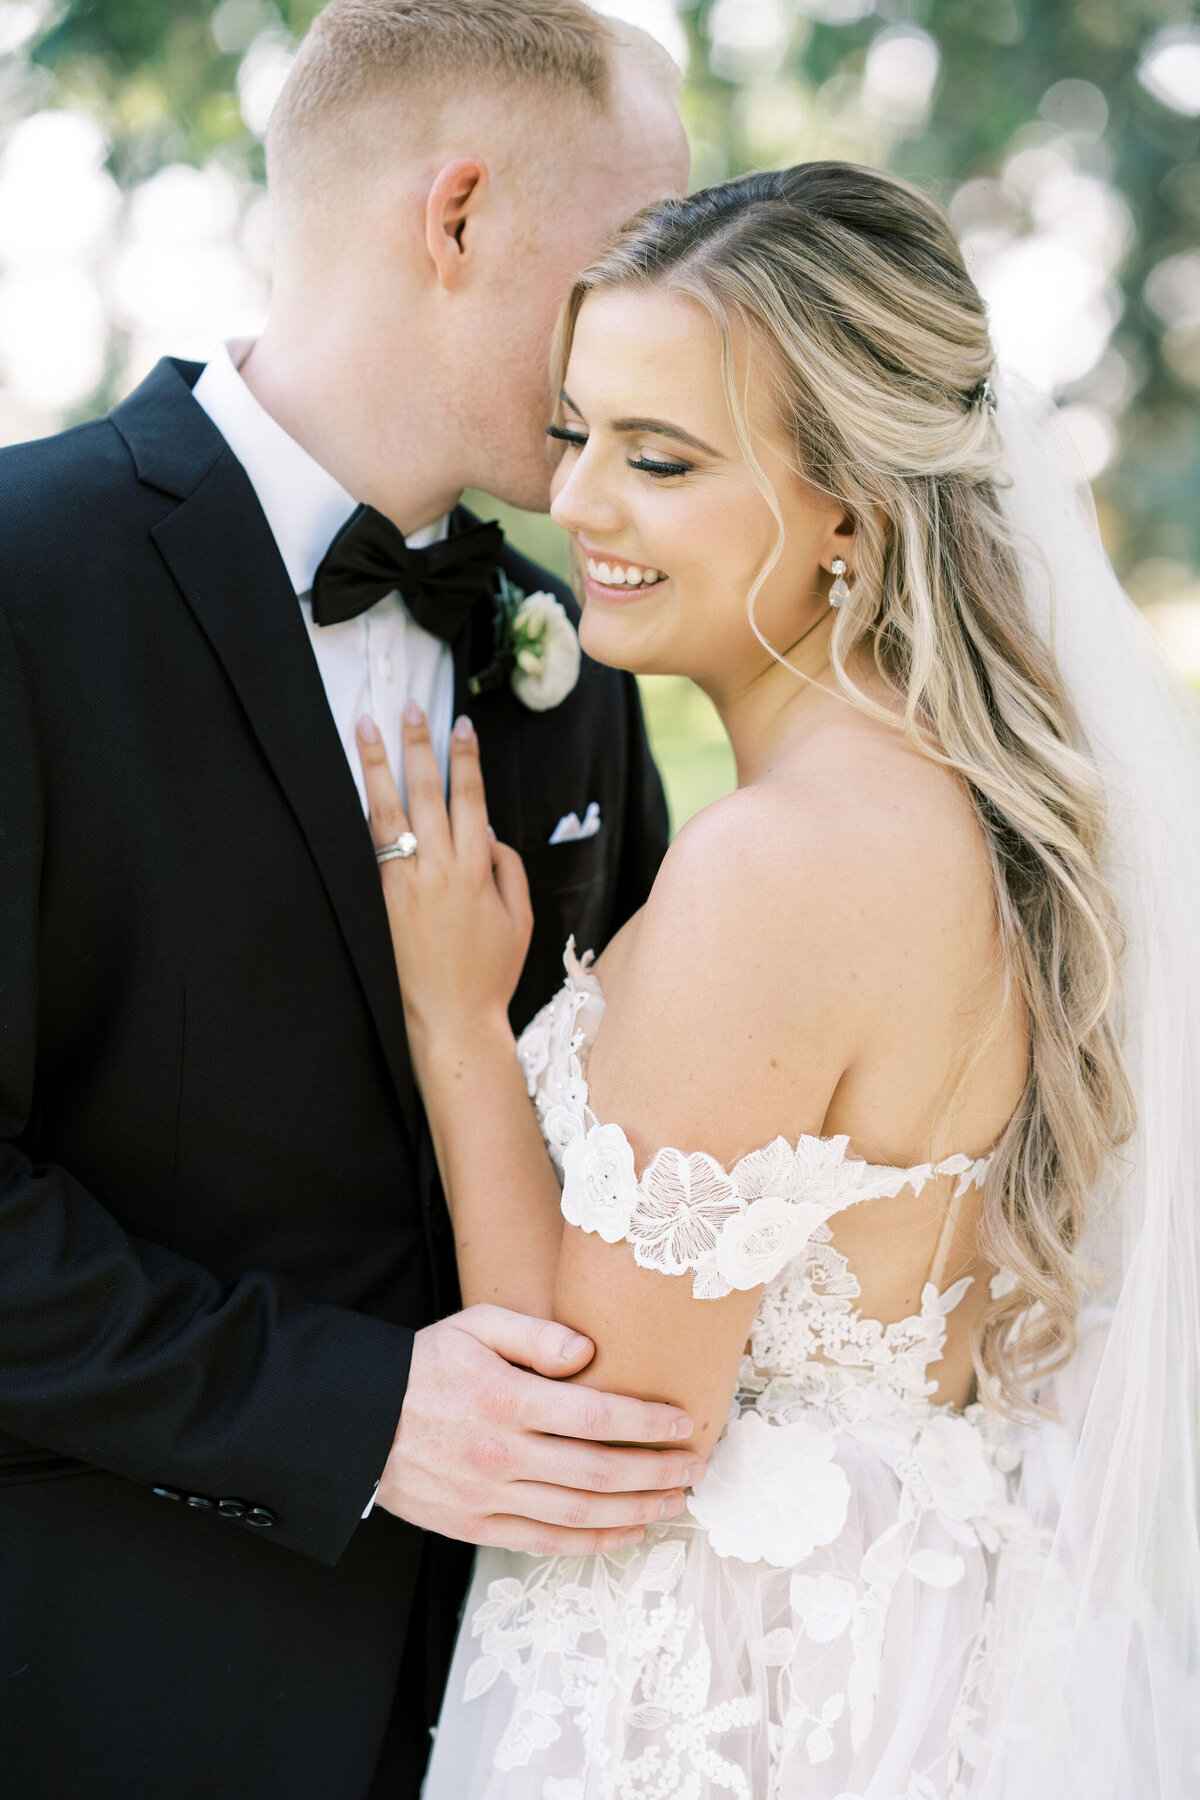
[469,569,582,712]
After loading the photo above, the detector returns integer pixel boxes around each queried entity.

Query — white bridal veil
[972,376,1200,1798]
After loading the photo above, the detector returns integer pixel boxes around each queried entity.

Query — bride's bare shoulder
[587,703,996,1159]
[653,709,982,950]
[607,708,987,1033]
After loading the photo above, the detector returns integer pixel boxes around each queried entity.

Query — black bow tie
[309,504,503,642]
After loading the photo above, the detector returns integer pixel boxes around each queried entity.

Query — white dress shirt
[191,339,454,813]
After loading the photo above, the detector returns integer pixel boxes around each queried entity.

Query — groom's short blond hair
[268,0,674,199]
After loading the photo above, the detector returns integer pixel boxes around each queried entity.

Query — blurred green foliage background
[2,0,1198,828]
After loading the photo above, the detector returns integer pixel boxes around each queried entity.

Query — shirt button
[244,1507,277,1530]
[379,657,394,682]
[185,1493,215,1511]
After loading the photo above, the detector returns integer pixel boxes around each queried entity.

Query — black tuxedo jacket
[0,358,668,1798]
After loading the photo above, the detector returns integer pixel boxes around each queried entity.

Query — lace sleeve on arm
[526,944,993,1301]
[560,1126,878,1300]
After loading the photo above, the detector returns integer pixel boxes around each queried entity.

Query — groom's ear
[424,156,490,292]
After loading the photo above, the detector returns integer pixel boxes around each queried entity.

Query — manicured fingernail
[453,714,474,741]
[559,1331,591,1360]
[660,1495,685,1519]
[402,699,423,725]
[357,715,380,744]
[670,1417,694,1438]
[685,1463,705,1486]
[487,825,497,841]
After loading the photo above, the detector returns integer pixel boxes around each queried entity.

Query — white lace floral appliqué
[527,939,993,1301]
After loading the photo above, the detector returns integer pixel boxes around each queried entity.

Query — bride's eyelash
[629,455,692,479]
[546,424,587,447]
[545,425,693,481]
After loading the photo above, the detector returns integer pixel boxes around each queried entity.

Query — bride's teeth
[584,555,663,586]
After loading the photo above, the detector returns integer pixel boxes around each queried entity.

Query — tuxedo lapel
[118,362,420,1148]
[452,511,523,856]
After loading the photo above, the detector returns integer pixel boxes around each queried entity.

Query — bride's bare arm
[416,1020,566,1317]
[357,707,567,1319]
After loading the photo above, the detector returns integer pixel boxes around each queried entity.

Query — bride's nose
[550,456,623,540]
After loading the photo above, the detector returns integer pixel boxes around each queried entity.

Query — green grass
[637,675,737,834]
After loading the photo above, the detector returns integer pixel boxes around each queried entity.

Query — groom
[0,4,692,1796]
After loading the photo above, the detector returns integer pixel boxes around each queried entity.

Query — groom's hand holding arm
[375,1306,702,1556]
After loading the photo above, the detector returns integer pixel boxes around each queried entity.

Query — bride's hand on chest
[356,704,533,1054]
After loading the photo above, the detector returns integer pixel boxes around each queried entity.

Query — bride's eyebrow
[559,389,722,459]
[609,417,722,458]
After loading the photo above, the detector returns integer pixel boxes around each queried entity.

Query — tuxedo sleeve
[610,671,671,932]
[0,604,409,1566]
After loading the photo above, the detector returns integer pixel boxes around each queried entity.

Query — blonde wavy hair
[553,162,1135,1411]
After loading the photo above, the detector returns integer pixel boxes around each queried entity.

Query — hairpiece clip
[972,373,997,416]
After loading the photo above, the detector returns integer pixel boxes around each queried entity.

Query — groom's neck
[238,321,464,538]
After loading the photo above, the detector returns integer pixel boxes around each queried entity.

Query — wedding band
[375,832,418,863]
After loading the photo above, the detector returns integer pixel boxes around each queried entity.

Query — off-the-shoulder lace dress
[422,946,1041,1800]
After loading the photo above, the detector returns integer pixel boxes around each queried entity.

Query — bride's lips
[579,546,669,606]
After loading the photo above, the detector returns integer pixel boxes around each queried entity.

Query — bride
[356,162,1200,1798]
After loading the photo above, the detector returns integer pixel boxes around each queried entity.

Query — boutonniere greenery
[468,568,582,713]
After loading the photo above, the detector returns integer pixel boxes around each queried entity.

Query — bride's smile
[579,549,666,596]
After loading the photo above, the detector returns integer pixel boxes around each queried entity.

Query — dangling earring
[829,557,851,608]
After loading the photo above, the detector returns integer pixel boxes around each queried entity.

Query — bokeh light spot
[1138,27,1200,119]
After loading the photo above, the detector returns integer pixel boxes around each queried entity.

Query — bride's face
[548,287,848,691]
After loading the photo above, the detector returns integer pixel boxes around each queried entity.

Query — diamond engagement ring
[375,832,418,864]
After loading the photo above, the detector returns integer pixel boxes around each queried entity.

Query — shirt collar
[190,338,448,596]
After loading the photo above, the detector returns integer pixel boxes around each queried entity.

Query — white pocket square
[549,801,601,844]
